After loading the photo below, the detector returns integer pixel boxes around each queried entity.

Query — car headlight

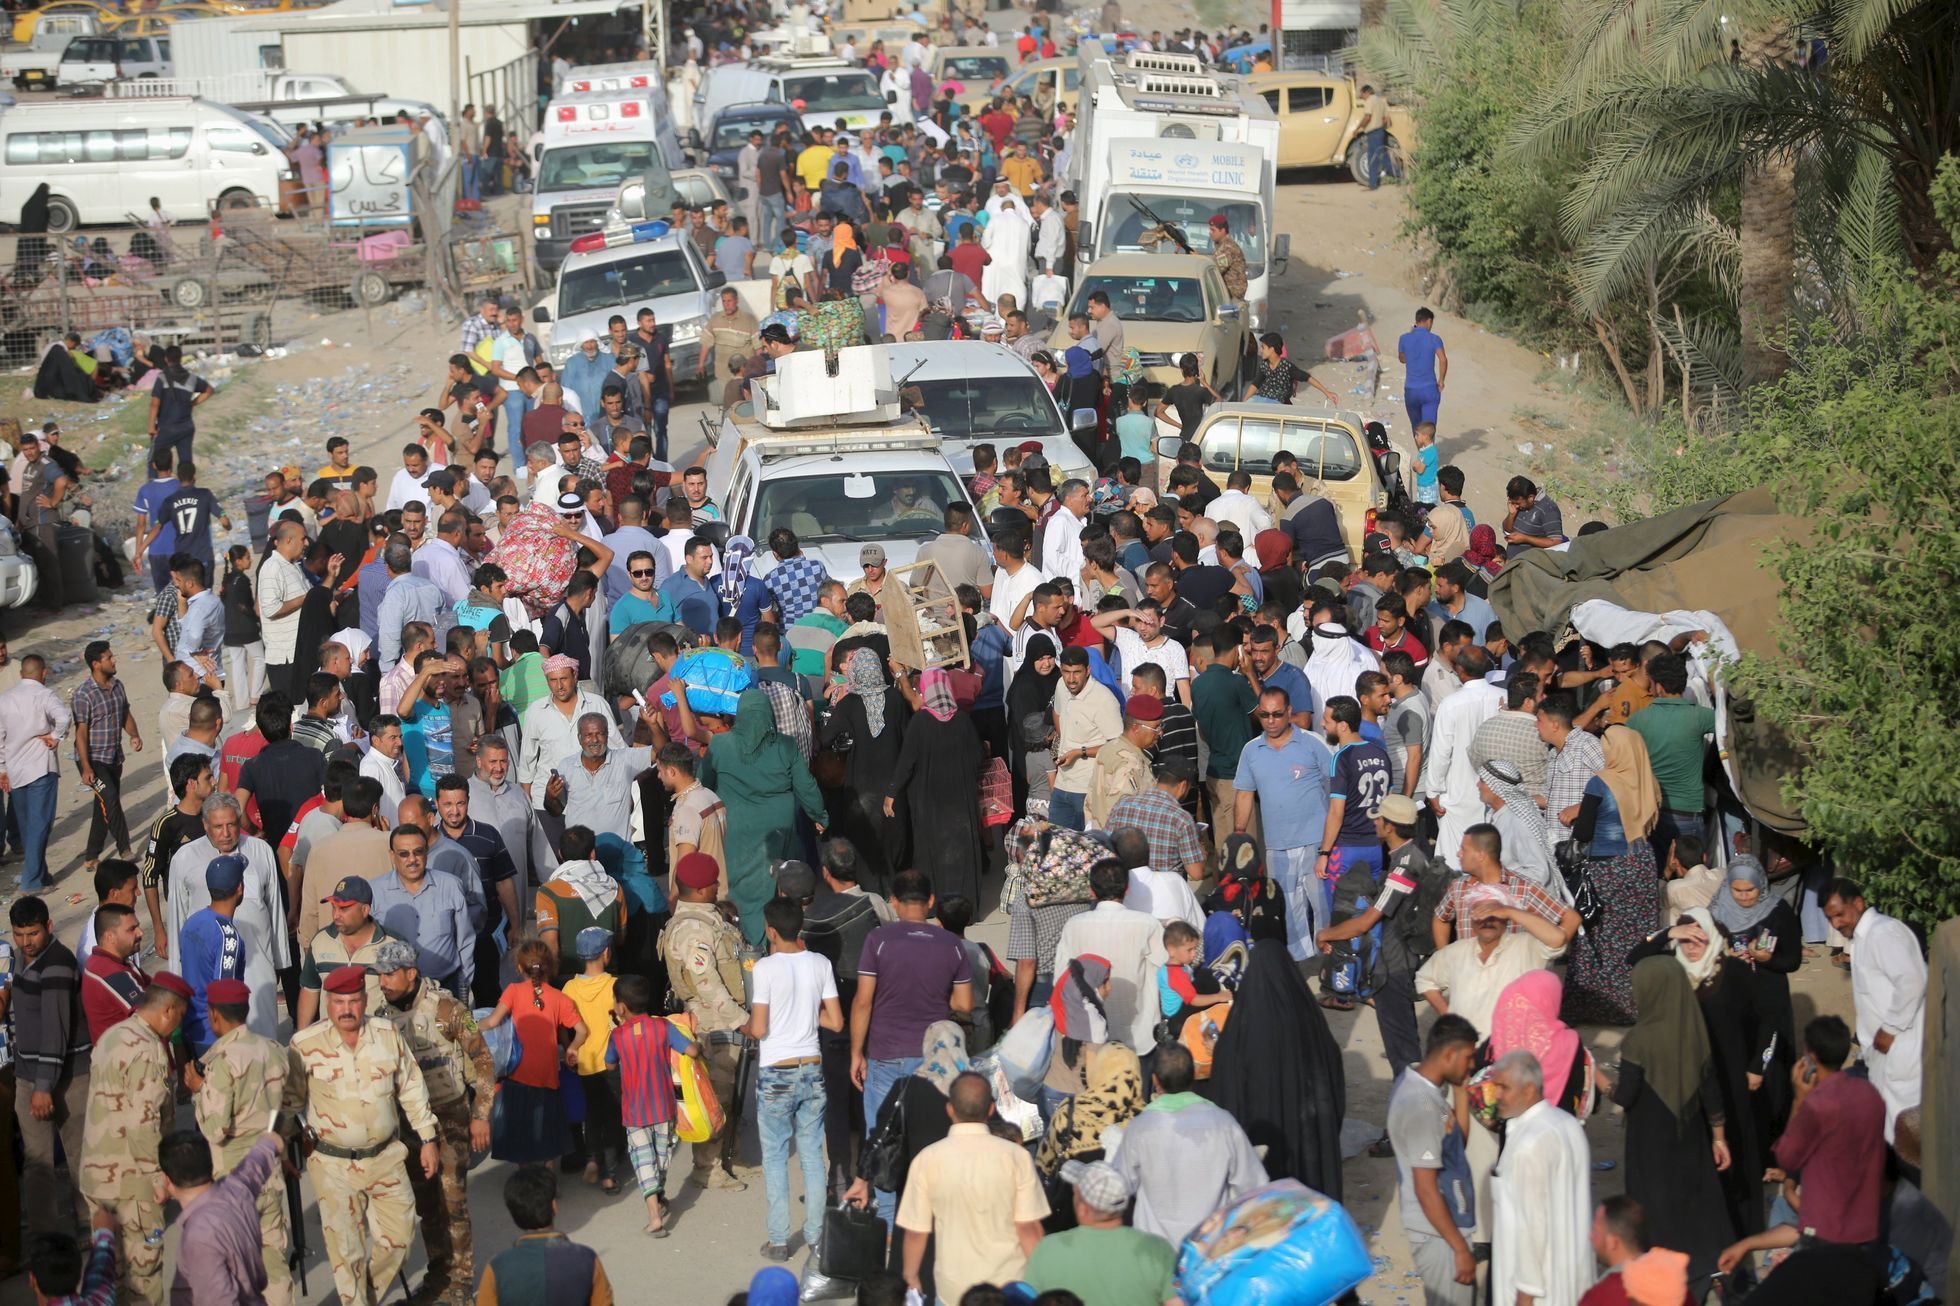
[670,319,702,343]
[532,213,551,229]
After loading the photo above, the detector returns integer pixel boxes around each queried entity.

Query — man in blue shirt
[1246,626,1314,731]
[1232,686,1332,965]
[1423,560,1500,646]
[658,535,721,637]
[1396,307,1448,433]
[178,853,249,1053]
[1318,695,1393,1003]
[396,652,457,798]
[609,550,677,638]
[132,454,180,591]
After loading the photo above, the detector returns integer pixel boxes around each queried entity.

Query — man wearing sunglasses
[1232,685,1333,966]
[609,551,678,639]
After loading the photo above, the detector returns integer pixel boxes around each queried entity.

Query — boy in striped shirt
[606,973,695,1236]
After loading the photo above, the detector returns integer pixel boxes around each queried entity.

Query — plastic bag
[656,646,755,716]
[1176,1181,1372,1306]
[665,1013,725,1144]
[992,1006,1054,1102]
[473,1007,522,1079]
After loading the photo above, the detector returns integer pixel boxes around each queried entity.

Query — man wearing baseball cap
[178,854,249,1054]
[290,964,440,1306]
[188,975,300,1304]
[1022,1159,1178,1304]
[296,875,398,1028]
[848,544,890,617]
[371,938,496,1304]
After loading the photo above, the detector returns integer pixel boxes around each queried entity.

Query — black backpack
[1395,846,1454,964]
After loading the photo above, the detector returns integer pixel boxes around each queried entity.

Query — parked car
[692,101,802,181]
[56,33,172,87]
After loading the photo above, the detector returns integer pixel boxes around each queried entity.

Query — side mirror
[1070,410,1096,432]
[704,269,727,289]
[531,305,551,323]
[251,142,266,154]
[1155,434,1183,458]
[1217,302,1241,319]
[886,90,898,103]
[1076,221,1093,256]
[687,129,703,149]
[734,185,750,201]
[1273,232,1290,273]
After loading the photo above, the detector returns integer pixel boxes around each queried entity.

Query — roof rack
[1125,51,1207,76]
[747,429,941,461]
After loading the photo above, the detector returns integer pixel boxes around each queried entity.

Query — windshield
[558,247,699,317]
[538,140,670,195]
[1071,274,1209,323]
[781,72,884,113]
[940,55,1009,82]
[910,374,1060,441]
[712,118,777,150]
[1102,195,1267,272]
[752,471,967,543]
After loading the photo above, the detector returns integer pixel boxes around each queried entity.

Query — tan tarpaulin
[1486,486,1810,835]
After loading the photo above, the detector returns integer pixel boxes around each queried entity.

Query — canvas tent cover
[1486,484,1809,836]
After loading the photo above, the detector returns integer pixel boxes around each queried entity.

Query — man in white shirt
[172,557,225,673]
[743,896,844,1257]
[255,521,312,704]
[1207,469,1273,541]
[1040,478,1091,583]
[1489,1050,1594,1306]
[1031,193,1065,273]
[1424,646,1503,869]
[1053,859,1169,1053]
[411,508,474,606]
[385,441,437,514]
[1048,646,1122,833]
[1823,879,1925,1138]
[0,654,73,892]
[1090,603,1191,704]
[988,530,1048,638]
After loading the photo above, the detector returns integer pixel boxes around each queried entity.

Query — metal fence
[467,49,540,145]
[0,223,278,369]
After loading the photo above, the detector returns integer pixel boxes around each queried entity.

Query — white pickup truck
[1,11,103,89]
[110,71,441,128]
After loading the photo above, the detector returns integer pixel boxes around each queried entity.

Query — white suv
[57,35,171,87]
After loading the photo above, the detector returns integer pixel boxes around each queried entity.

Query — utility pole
[447,0,461,128]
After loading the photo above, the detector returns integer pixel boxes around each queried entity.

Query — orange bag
[1180,1002,1232,1080]
[663,1013,725,1144]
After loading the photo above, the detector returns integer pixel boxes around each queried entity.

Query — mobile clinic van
[531,83,684,276]
[0,97,289,232]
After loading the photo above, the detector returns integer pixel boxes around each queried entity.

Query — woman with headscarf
[699,690,828,947]
[1205,939,1345,1198]
[1253,529,1303,616]
[1035,1042,1144,1231]
[981,183,1032,308]
[820,648,912,892]
[1462,524,1505,595]
[1613,954,1738,1282]
[1558,724,1660,1025]
[845,1021,965,1296]
[1004,632,1060,819]
[886,666,986,903]
[1628,906,1773,1239]
[822,220,863,296]
[1486,971,1596,1117]
[1706,854,1799,1134]
[1043,954,1111,1101]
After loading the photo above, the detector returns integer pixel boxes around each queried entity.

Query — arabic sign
[1110,141,1261,193]
[327,129,414,227]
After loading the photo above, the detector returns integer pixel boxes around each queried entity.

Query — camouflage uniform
[1212,233,1250,302]
[194,1024,305,1306]
[291,1016,438,1306]
[378,977,496,1306]
[79,1015,174,1306]
[659,900,748,1178]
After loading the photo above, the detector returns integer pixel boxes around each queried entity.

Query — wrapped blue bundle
[657,646,755,716]
[1176,1180,1371,1306]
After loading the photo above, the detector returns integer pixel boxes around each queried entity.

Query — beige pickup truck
[1245,71,1414,182]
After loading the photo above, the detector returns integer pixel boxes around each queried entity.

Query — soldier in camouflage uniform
[80,975,190,1306]
[1208,214,1250,307]
[188,977,304,1306]
[658,851,750,1190]
[371,939,497,1306]
[291,964,440,1306]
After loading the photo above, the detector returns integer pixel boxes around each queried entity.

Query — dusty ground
[0,171,1840,1304]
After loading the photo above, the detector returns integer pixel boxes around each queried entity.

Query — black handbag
[1554,839,1605,930]
[855,1088,909,1192]
[818,1202,889,1281]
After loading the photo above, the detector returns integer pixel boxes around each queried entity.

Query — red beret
[151,973,193,1001]
[1208,214,1229,228]
[1127,695,1164,722]
[205,979,251,1006]
[675,852,720,890]
[1016,440,1044,455]
[322,965,368,995]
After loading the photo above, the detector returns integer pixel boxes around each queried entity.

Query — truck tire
[349,269,392,307]
[217,188,259,213]
[45,196,79,234]
[239,314,272,352]
[1347,135,1406,186]
[169,277,210,309]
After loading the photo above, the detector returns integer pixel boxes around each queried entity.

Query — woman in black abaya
[820,647,912,893]
[1707,855,1801,1138]
[887,668,985,903]
[1204,938,1346,1201]
[1004,633,1061,819]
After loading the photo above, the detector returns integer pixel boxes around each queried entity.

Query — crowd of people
[0,7,1943,1306]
